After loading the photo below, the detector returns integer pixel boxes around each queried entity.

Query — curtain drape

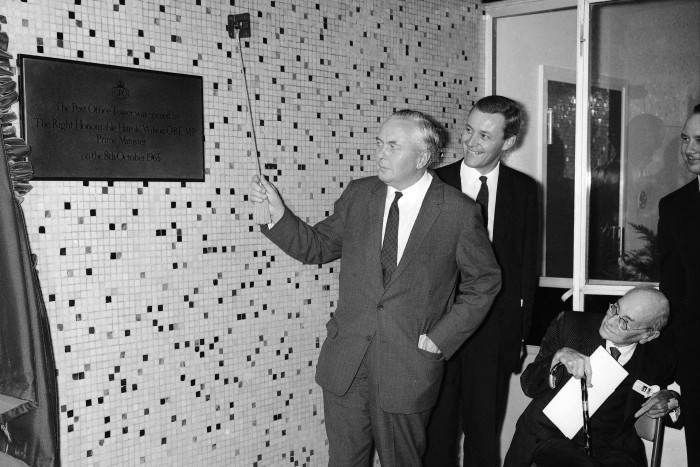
[0,18,60,467]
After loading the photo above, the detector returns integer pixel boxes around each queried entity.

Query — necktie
[476,176,488,227]
[610,346,621,361]
[381,192,402,287]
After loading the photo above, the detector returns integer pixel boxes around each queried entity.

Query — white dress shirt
[606,340,636,366]
[381,171,433,264]
[460,161,499,240]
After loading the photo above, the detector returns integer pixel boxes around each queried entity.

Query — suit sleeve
[520,178,540,341]
[428,201,502,359]
[520,311,567,398]
[662,356,683,429]
[261,180,351,265]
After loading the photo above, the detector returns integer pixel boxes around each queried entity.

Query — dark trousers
[678,357,700,467]
[532,438,639,467]
[323,339,432,467]
[424,324,510,467]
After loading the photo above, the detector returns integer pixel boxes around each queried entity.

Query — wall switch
[228,13,251,39]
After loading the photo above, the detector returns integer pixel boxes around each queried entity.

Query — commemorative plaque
[19,55,204,181]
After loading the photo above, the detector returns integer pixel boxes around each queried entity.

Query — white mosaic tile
[0,0,483,464]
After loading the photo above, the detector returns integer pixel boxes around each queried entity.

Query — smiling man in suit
[424,95,539,467]
[249,109,501,466]
[658,103,700,466]
[503,286,680,467]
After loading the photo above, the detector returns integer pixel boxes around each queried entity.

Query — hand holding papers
[543,346,628,438]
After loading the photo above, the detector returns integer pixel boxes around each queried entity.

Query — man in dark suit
[504,286,681,467]
[249,109,502,466]
[658,103,700,466]
[424,95,538,467]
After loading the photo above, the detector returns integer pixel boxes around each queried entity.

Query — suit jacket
[435,161,538,371]
[504,311,677,467]
[262,175,501,414]
[658,177,700,368]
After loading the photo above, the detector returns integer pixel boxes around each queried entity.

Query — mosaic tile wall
[0,0,483,465]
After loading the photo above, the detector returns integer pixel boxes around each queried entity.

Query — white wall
[494,9,577,183]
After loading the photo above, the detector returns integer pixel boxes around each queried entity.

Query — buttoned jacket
[262,175,501,413]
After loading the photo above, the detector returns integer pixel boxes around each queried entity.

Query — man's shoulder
[347,175,380,186]
[660,178,697,206]
[500,164,537,189]
[433,159,463,189]
[557,311,603,324]
[432,175,477,207]
[555,310,603,330]
[343,176,382,192]
[434,158,462,175]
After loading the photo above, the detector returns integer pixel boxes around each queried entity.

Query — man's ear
[416,151,431,170]
[503,135,517,152]
[639,329,660,344]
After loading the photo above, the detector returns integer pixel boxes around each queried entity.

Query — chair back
[634,415,664,467]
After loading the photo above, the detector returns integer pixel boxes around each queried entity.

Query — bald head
[598,286,669,346]
[625,286,669,331]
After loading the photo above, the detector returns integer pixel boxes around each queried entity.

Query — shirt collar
[606,339,637,363]
[460,160,500,187]
[386,171,432,199]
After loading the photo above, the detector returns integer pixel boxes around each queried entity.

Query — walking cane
[549,363,592,456]
[581,375,592,455]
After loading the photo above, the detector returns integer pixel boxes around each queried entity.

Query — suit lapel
[368,180,388,294]
[447,160,512,250]
[686,179,700,236]
[493,165,514,251]
[387,178,444,286]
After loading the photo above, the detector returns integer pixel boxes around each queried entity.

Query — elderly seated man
[504,286,681,467]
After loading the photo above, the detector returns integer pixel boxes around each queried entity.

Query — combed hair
[391,109,443,167]
[474,95,523,140]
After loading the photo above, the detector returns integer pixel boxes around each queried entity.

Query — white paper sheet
[543,345,629,438]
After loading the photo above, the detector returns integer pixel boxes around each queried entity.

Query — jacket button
[365,335,372,341]
[377,304,384,311]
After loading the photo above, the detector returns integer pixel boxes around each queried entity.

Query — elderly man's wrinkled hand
[635,389,680,419]
[551,347,593,387]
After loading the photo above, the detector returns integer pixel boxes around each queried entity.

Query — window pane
[583,294,622,316]
[546,81,576,278]
[526,287,573,346]
[587,0,700,282]
[492,8,577,279]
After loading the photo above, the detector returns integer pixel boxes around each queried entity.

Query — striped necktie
[610,346,621,361]
[380,192,402,286]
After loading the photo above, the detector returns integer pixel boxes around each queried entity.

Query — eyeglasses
[607,302,650,332]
